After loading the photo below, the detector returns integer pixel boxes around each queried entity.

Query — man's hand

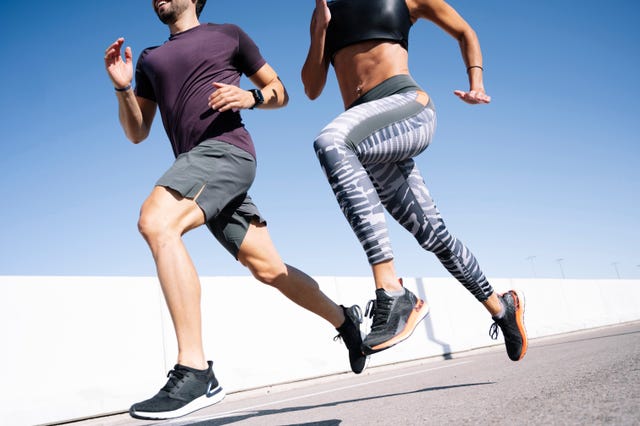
[454,89,491,105]
[105,38,133,90]
[208,82,256,111]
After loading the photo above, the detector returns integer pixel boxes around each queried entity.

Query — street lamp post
[556,258,565,279]
[612,262,621,279]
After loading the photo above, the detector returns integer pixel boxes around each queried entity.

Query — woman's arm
[411,0,490,104]
[301,0,332,100]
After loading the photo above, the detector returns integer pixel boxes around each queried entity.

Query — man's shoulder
[141,45,161,55]
[201,22,245,34]
[137,45,161,64]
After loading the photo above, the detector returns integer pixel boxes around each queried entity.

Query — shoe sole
[130,386,226,420]
[350,351,370,375]
[511,289,528,361]
[363,298,430,355]
[351,327,370,374]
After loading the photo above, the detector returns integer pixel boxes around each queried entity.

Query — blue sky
[1,1,639,280]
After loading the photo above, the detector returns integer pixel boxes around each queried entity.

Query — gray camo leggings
[314,92,493,302]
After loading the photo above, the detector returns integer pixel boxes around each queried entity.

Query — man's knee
[237,221,288,286]
[137,206,166,242]
[239,247,287,287]
[246,261,287,287]
[137,199,181,244]
[138,187,204,243]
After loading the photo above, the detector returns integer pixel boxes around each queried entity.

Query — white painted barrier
[1,276,639,425]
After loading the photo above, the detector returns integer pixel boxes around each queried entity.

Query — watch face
[249,89,264,109]
[254,89,264,104]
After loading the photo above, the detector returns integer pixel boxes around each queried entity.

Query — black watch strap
[249,89,264,109]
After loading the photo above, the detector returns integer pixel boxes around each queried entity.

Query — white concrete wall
[1,276,639,425]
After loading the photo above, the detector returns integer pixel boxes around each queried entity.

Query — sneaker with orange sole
[489,290,528,361]
[362,284,430,355]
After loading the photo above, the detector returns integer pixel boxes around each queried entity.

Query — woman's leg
[367,160,494,302]
[314,93,432,353]
[313,93,431,269]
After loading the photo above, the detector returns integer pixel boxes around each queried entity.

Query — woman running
[301,0,527,360]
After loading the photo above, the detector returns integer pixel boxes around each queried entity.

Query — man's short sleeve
[134,48,157,102]
[233,26,267,77]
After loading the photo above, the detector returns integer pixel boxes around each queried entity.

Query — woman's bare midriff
[332,40,430,108]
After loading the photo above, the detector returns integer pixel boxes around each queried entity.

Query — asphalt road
[68,321,640,426]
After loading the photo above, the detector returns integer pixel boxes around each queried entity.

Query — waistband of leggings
[348,74,423,109]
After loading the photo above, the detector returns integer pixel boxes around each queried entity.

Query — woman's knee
[313,132,333,153]
[314,131,350,159]
[417,221,455,255]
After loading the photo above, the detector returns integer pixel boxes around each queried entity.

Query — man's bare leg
[237,221,345,328]
[138,186,208,370]
[237,221,368,373]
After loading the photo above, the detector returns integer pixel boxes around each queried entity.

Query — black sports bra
[325,0,413,63]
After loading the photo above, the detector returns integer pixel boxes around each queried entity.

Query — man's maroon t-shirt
[134,23,266,158]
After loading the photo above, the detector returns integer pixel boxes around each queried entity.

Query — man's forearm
[116,89,149,143]
[258,77,289,109]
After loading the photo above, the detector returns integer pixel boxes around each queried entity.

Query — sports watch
[248,89,264,109]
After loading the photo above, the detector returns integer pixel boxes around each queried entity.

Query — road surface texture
[56,321,640,426]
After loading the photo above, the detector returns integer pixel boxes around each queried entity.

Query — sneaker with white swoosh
[129,360,225,420]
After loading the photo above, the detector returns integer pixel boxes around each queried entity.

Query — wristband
[248,89,264,109]
[114,84,132,92]
[466,66,483,73]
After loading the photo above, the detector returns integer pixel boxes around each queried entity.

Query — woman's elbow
[458,26,479,45]
[304,85,322,100]
[128,136,145,144]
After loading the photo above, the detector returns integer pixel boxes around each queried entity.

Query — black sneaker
[489,290,528,361]
[129,361,225,420]
[361,286,430,355]
[334,305,368,374]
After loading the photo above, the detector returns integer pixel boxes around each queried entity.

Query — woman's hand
[454,89,491,104]
[312,0,331,32]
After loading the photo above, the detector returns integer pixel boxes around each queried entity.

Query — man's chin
[157,12,177,25]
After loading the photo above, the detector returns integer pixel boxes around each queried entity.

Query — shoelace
[365,295,393,331]
[489,291,519,341]
[489,322,500,340]
[161,367,187,392]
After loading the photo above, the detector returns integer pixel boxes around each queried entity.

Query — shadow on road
[162,381,494,426]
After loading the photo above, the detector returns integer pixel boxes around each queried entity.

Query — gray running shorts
[156,139,266,258]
